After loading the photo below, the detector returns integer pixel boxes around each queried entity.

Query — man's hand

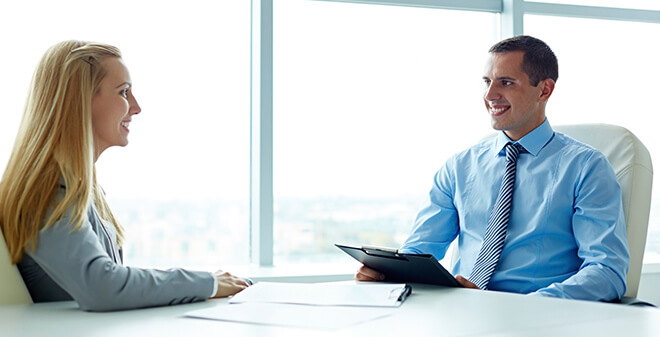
[355,265,385,281]
[211,270,250,298]
[455,275,481,289]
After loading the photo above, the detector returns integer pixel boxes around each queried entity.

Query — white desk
[1,284,658,337]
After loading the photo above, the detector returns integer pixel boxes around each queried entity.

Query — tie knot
[505,143,522,163]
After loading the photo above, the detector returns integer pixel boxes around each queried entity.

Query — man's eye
[502,80,513,86]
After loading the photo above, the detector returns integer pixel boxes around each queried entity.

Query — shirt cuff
[210,272,218,298]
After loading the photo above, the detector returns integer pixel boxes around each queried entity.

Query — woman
[0,40,250,311]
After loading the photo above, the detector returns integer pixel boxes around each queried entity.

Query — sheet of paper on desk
[186,302,394,330]
[228,281,409,307]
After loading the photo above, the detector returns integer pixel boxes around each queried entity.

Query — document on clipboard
[336,243,462,287]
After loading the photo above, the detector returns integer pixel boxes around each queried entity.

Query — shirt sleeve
[399,159,460,260]
[530,151,629,301]
[27,210,216,311]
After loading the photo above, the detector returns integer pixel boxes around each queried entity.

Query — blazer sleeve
[26,207,215,312]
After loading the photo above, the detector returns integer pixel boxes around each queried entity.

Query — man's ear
[538,78,555,103]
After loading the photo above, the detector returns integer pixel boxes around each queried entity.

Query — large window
[273,0,498,264]
[525,15,660,263]
[0,1,251,268]
[2,0,658,271]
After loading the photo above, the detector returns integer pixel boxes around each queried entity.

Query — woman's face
[91,57,141,161]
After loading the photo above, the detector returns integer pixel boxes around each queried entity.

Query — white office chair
[450,123,653,299]
[555,124,653,299]
[0,228,32,305]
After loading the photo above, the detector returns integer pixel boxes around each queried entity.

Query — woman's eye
[119,89,128,97]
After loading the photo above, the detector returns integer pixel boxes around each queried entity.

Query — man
[356,35,629,301]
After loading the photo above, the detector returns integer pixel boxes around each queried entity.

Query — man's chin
[490,121,505,131]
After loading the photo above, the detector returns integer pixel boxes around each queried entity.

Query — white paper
[228,281,409,307]
[186,302,394,330]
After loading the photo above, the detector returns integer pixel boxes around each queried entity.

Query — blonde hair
[0,40,125,264]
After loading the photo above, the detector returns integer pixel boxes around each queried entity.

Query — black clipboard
[336,243,462,287]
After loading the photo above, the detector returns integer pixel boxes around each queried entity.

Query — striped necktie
[469,142,522,290]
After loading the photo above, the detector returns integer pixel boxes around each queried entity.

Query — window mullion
[309,0,501,12]
[250,0,274,266]
[502,0,524,38]
[524,2,660,23]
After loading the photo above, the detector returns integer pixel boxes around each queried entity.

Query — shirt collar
[494,118,554,157]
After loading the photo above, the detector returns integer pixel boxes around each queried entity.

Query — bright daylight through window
[0,1,251,269]
[0,0,658,269]
[273,0,497,264]
[525,14,660,263]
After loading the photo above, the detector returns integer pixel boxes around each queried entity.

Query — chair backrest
[554,124,653,298]
[0,228,32,305]
[450,124,653,298]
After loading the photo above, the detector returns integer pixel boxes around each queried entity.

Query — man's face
[482,51,552,141]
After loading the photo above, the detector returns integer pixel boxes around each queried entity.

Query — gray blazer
[17,187,214,312]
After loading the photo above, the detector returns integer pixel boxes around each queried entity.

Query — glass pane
[0,0,250,268]
[274,0,498,264]
[525,15,660,263]
[526,0,660,10]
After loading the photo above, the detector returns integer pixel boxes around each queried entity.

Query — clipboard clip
[388,284,412,303]
[361,245,406,260]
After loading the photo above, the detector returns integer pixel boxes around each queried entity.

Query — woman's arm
[26,205,219,311]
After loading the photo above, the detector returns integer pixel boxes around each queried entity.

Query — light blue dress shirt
[400,119,629,301]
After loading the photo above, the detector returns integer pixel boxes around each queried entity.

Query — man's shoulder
[450,137,495,163]
[551,131,603,157]
[547,131,615,174]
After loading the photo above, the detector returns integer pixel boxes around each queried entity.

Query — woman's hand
[211,270,251,298]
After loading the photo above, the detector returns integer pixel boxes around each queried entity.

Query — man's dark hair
[489,35,558,86]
